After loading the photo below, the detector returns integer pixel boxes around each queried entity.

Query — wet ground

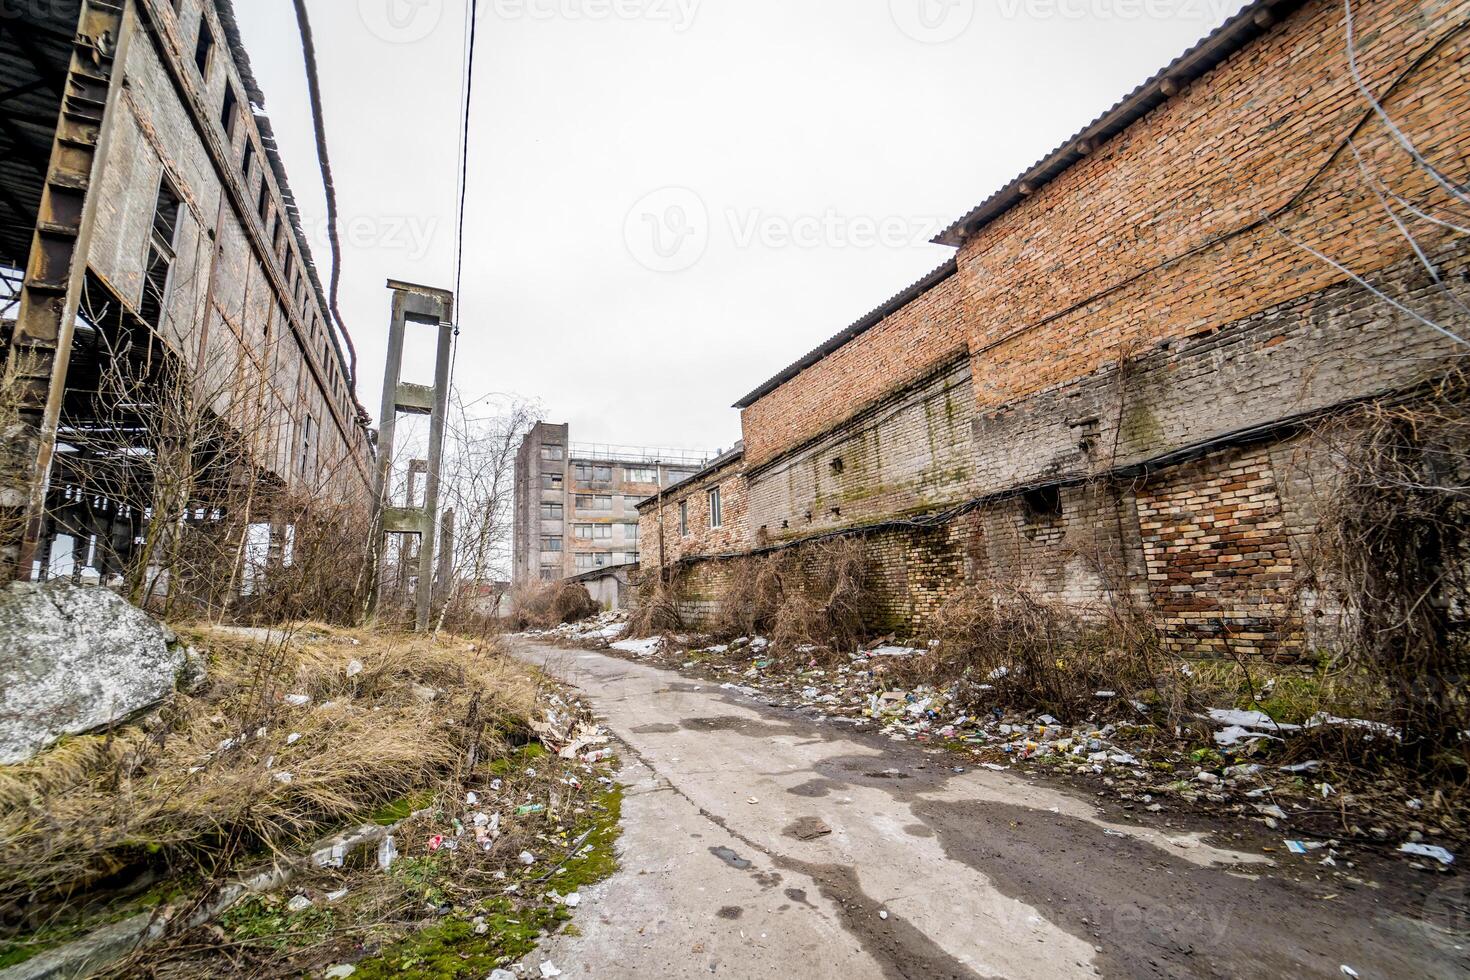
[511,639,1468,979]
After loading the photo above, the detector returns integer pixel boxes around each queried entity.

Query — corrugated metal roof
[934,0,1305,246]
[733,0,1307,411]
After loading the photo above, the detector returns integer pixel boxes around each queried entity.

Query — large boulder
[0,582,187,765]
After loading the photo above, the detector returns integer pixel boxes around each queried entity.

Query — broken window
[140,176,182,328]
[1022,485,1063,521]
[257,179,271,225]
[241,140,255,180]
[540,567,557,581]
[298,415,315,481]
[194,16,215,77]
[708,487,723,529]
[220,85,238,140]
[541,473,563,491]
[540,444,564,461]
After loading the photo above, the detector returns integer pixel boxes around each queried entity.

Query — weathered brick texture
[961,0,1468,412]
[740,272,967,468]
[746,357,975,546]
[638,454,749,567]
[652,0,1470,653]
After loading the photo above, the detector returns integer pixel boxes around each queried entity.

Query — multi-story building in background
[512,422,715,586]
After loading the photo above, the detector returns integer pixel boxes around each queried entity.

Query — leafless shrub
[1309,373,1470,775]
[906,579,1167,722]
[626,569,686,636]
[509,579,599,631]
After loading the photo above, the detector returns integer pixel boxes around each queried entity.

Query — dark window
[298,415,315,479]
[241,140,255,179]
[140,176,182,327]
[257,180,270,224]
[679,501,689,536]
[1022,486,1063,521]
[541,473,563,491]
[220,85,238,139]
[194,17,215,77]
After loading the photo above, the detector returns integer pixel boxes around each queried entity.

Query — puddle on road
[631,723,679,734]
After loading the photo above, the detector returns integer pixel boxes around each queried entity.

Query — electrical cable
[448,0,481,394]
[290,0,361,411]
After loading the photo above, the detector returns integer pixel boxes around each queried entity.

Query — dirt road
[510,639,1466,979]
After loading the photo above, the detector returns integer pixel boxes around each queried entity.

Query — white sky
[233,0,1250,456]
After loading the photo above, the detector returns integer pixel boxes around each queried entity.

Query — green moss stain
[218,895,337,953]
[352,784,623,980]
[368,792,436,826]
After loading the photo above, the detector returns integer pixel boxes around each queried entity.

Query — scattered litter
[1284,840,1324,854]
[346,659,364,678]
[326,888,349,902]
[1398,842,1455,865]
[878,910,889,920]
[377,835,399,871]
[564,892,582,908]
[489,972,517,980]
[286,732,302,745]
[1279,760,1320,773]
[520,851,537,866]
[539,961,563,978]
[517,804,547,816]
[283,694,311,707]
[286,895,313,913]
[272,771,294,785]
[1340,967,1359,978]
[325,967,356,979]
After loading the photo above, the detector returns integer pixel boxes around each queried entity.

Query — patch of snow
[611,636,663,657]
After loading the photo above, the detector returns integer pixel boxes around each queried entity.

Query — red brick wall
[1137,448,1304,659]
[638,457,749,568]
[739,272,968,468]
[960,0,1468,410]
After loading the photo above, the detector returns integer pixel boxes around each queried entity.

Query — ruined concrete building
[0,1,372,582]
[640,0,1470,658]
[512,421,713,586]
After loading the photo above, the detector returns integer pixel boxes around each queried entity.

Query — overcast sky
[233,0,1250,457]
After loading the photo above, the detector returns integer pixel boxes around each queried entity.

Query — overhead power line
[290,0,362,410]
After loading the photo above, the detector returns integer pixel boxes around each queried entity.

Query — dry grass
[0,622,543,928]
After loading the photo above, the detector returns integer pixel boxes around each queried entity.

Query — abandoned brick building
[0,1,372,582]
[639,0,1470,657]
